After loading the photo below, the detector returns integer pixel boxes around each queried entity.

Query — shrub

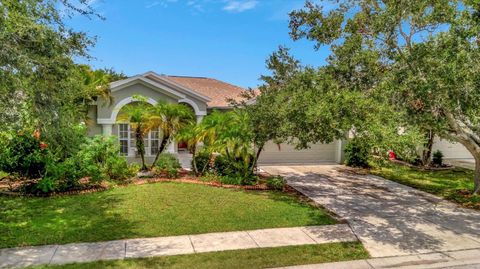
[155,153,181,179]
[219,175,243,185]
[0,132,49,179]
[266,176,285,190]
[344,138,370,168]
[166,167,179,179]
[192,151,212,174]
[156,153,181,170]
[432,150,444,166]
[76,136,133,181]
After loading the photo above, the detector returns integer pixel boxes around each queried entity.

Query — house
[87,71,473,165]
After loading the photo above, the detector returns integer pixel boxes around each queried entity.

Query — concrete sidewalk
[275,248,480,269]
[0,224,356,268]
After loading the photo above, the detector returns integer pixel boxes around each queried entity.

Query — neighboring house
[87,71,473,165]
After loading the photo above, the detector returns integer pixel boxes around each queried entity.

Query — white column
[335,139,345,164]
[167,139,176,153]
[196,115,204,124]
[102,124,113,136]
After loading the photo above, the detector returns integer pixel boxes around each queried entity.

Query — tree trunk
[421,130,434,166]
[151,135,170,170]
[135,126,147,171]
[474,159,480,194]
[251,144,264,173]
[191,147,198,175]
[444,112,480,194]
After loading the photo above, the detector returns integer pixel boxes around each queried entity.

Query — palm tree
[195,110,255,176]
[176,125,202,175]
[149,102,195,169]
[117,101,153,171]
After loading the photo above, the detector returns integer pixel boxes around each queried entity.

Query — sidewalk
[275,248,480,269]
[0,224,356,268]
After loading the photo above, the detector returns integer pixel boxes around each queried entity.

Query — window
[150,128,160,155]
[118,124,129,156]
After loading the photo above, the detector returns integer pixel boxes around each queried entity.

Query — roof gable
[109,76,186,100]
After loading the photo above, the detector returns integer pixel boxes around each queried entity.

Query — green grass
[371,162,480,209]
[30,242,368,269]
[0,182,335,248]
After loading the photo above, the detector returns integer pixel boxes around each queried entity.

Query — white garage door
[258,141,338,165]
[432,138,472,159]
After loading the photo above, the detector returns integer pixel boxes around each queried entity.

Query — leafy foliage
[0,132,49,179]
[149,101,195,169]
[266,176,286,191]
[155,153,181,178]
[344,138,370,168]
[433,150,444,167]
[286,0,480,193]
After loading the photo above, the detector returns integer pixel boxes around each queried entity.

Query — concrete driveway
[261,165,480,258]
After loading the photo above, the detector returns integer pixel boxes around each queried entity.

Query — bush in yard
[27,136,133,194]
[432,150,444,166]
[344,138,370,168]
[213,154,257,185]
[192,151,212,174]
[0,132,49,179]
[155,153,181,178]
[266,176,286,190]
[76,136,134,181]
[156,153,181,170]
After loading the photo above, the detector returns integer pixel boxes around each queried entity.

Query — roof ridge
[166,75,210,79]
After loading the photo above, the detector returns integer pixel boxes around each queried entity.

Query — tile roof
[163,76,247,108]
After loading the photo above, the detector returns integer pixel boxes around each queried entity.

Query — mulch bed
[389,159,453,171]
[0,170,275,197]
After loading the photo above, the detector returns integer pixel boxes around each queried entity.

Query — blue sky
[67,0,330,88]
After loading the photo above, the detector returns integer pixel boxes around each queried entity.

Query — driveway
[261,165,480,258]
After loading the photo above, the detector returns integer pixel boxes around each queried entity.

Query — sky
[67,0,331,88]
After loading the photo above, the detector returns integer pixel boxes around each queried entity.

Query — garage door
[432,138,472,159]
[258,141,338,165]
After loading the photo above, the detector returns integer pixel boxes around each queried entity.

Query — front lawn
[0,182,335,248]
[30,242,368,269]
[371,162,480,209]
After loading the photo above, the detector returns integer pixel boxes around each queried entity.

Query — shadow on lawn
[0,191,141,248]
[267,165,480,254]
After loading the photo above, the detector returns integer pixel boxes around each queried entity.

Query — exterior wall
[258,141,338,165]
[86,105,102,137]
[97,83,178,120]
[432,137,473,159]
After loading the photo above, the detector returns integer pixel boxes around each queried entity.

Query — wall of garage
[432,137,473,159]
[258,140,343,165]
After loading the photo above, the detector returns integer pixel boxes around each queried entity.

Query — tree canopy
[0,0,124,158]
[256,0,480,193]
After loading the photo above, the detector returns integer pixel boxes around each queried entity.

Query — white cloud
[223,0,258,13]
[145,0,179,9]
[144,0,258,13]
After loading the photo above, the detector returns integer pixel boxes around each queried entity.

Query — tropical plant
[149,102,195,169]
[117,99,154,171]
[0,131,50,179]
[191,110,257,179]
[177,126,204,175]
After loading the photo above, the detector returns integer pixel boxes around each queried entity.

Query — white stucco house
[86,71,473,165]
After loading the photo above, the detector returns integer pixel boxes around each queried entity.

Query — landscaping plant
[432,150,444,167]
[344,138,370,168]
[149,102,195,169]
[155,153,182,178]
